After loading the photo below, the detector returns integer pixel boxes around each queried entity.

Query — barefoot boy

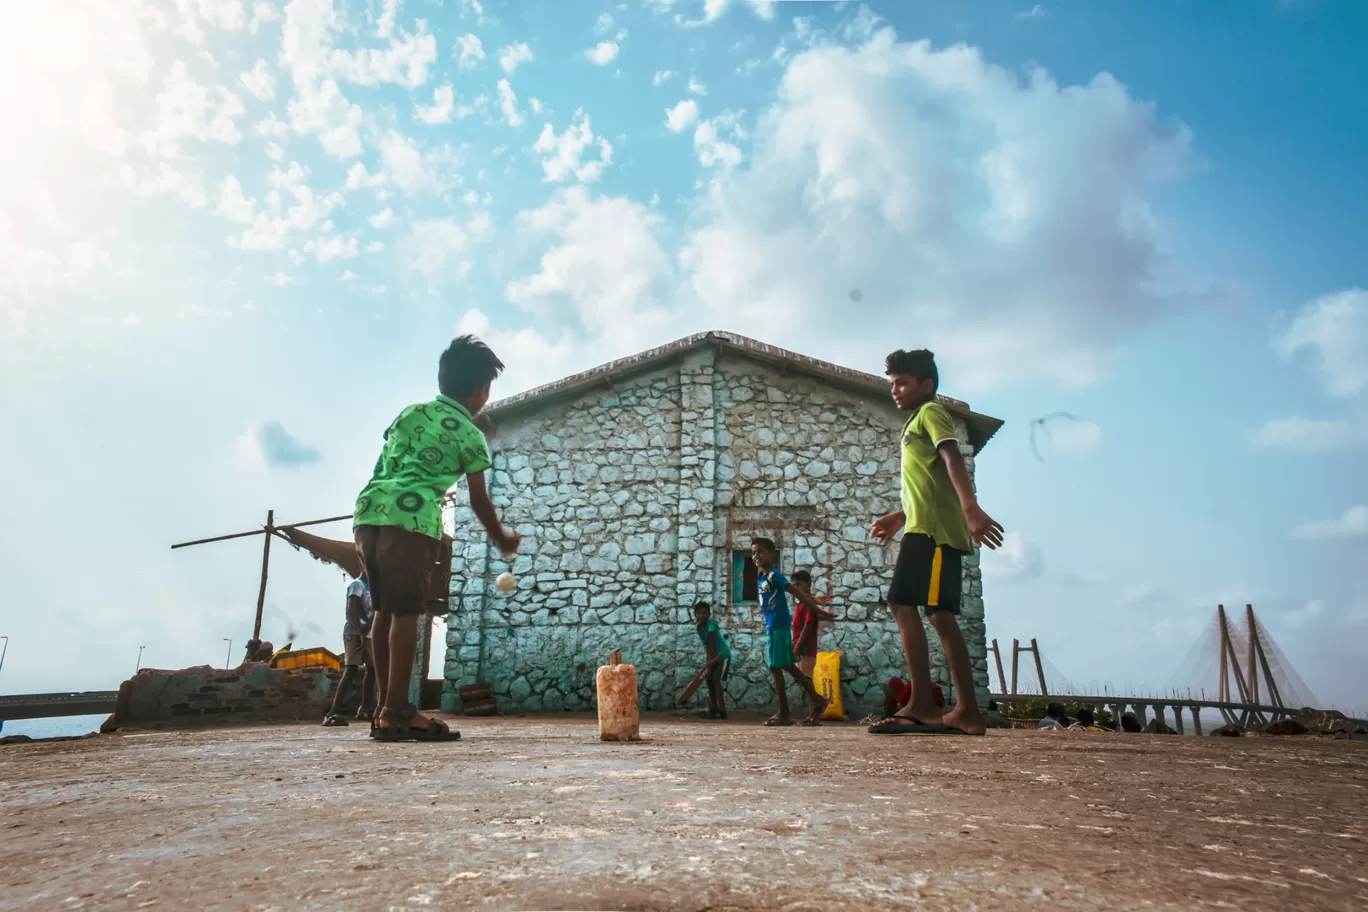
[751,538,830,726]
[353,335,520,742]
[692,601,731,719]
[789,570,837,679]
[868,349,1004,737]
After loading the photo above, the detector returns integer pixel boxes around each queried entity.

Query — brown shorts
[342,634,372,667]
[354,525,441,617]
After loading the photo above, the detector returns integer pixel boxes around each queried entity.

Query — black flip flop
[867,716,967,735]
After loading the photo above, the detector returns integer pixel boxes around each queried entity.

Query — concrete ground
[2,714,1366,911]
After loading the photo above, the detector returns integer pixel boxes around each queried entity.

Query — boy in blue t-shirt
[751,538,829,726]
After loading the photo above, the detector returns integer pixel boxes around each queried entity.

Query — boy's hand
[964,504,1005,550]
[814,594,833,607]
[869,512,903,545]
[496,529,522,555]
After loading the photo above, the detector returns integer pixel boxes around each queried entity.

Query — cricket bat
[678,666,709,704]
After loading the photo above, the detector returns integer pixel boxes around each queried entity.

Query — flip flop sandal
[321,714,349,727]
[370,706,413,742]
[799,719,822,727]
[402,703,461,743]
[764,717,794,727]
[867,716,966,735]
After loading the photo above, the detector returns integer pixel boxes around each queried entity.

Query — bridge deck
[0,692,119,722]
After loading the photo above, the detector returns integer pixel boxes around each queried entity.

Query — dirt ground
[2,714,1366,912]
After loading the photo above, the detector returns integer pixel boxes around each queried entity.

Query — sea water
[1,714,106,739]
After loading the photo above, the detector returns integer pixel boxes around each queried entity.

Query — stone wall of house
[442,349,989,718]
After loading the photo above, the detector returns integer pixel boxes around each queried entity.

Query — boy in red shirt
[789,570,838,679]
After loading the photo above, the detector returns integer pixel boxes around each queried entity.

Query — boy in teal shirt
[353,335,520,742]
[692,601,731,719]
[869,349,1004,736]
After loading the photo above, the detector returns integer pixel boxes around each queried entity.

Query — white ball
[495,571,517,593]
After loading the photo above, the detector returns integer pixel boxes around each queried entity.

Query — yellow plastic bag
[813,651,846,721]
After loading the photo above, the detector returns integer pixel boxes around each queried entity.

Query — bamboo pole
[252,510,274,642]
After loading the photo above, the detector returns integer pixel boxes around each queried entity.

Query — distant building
[441,332,1002,717]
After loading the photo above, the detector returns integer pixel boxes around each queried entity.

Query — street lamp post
[0,635,8,677]
[136,645,146,671]
[223,638,233,669]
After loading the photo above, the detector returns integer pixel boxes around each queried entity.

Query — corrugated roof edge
[477,330,1004,453]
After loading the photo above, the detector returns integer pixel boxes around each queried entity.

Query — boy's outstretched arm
[937,442,1004,550]
[466,470,520,554]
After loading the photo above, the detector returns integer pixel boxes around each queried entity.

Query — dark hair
[751,537,777,554]
[791,570,812,584]
[693,600,711,615]
[1046,702,1067,720]
[438,335,505,399]
[884,349,938,392]
[1076,708,1095,726]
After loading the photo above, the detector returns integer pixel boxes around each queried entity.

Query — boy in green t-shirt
[692,601,732,719]
[353,335,520,742]
[868,349,1004,737]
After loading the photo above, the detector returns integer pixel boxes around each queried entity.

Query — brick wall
[111,663,339,727]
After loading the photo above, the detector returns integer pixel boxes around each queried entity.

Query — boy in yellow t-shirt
[868,349,1005,737]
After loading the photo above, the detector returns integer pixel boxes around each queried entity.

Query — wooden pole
[253,509,274,641]
[991,639,1007,695]
[1010,638,1020,695]
[1031,638,1048,698]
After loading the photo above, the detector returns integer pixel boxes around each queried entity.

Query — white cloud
[375,0,398,38]
[499,41,534,74]
[369,207,395,229]
[215,162,343,251]
[497,79,524,127]
[1248,417,1358,451]
[455,33,485,69]
[266,271,295,285]
[505,187,675,355]
[665,99,699,133]
[1291,506,1368,541]
[480,27,1209,397]
[1016,5,1046,19]
[675,29,1202,391]
[264,140,285,160]
[687,76,707,95]
[239,59,276,100]
[585,41,620,66]
[376,130,443,195]
[693,114,743,168]
[366,241,384,253]
[980,532,1043,581]
[534,111,613,184]
[286,78,363,158]
[529,97,544,115]
[249,1,280,33]
[415,84,456,124]
[339,269,357,281]
[345,161,385,190]
[653,69,673,86]
[136,162,210,208]
[304,234,359,263]
[256,112,289,138]
[595,13,616,35]
[401,214,491,281]
[1277,288,1368,400]
[142,60,246,157]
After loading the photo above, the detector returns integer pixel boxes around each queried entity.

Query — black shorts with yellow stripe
[888,533,964,615]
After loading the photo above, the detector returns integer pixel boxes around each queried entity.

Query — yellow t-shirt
[899,401,974,553]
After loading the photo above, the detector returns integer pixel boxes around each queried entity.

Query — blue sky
[1,0,1364,711]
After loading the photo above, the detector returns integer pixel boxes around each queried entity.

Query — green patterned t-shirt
[353,396,492,540]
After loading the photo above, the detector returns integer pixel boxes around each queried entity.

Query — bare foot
[941,707,986,736]
[806,695,830,725]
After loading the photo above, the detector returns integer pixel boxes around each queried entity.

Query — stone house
[440,332,1003,718]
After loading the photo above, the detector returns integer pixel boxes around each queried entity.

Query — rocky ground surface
[2,714,1366,911]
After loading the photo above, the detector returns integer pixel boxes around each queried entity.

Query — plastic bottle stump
[596,651,640,742]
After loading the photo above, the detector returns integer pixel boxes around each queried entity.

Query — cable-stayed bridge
[988,604,1353,733]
